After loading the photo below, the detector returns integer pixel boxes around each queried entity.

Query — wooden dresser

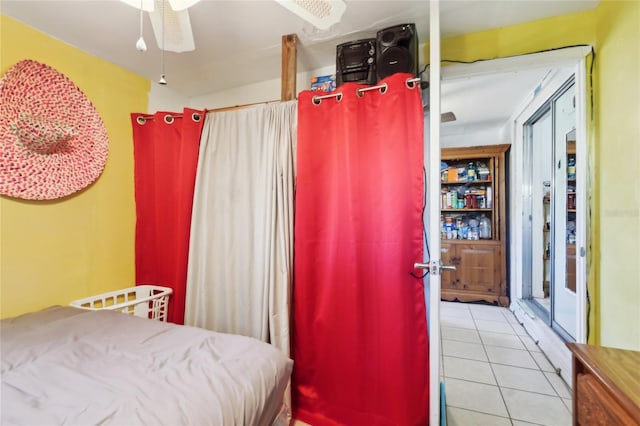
[567,343,640,425]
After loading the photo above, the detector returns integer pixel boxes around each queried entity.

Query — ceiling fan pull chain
[159,0,167,84]
[135,0,148,52]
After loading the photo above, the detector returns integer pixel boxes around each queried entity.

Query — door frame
[427,2,442,425]
[430,46,591,391]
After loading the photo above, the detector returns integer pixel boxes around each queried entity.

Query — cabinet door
[440,243,457,290]
[457,244,501,294]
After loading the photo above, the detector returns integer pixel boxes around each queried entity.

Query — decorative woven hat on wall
[0,59,109,200]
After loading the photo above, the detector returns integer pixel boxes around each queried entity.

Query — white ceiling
[1,0,597,140]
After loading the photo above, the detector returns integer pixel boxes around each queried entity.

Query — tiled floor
[441,301,572,426]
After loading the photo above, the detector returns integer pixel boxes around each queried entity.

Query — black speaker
[376,23,418,81]
[336,38,377,87]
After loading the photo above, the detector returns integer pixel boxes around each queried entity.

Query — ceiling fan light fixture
[167,0,200,11]
[274,0,346,30]
[120,0,201,11]
[120,0,155,12]
[148,1,196,52]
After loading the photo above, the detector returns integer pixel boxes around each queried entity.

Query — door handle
[414,261,456,273]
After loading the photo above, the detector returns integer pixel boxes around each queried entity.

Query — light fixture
[159,0,167,85]
[274,0,346,30]
[121,0,197,53]
[135,0,147,52]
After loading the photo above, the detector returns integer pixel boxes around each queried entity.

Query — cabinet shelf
[441,208,492,212]
[440,179,492,186]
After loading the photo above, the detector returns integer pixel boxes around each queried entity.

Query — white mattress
[1,306,292,425]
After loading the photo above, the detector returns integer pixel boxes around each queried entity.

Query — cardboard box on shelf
[310,74,336,92]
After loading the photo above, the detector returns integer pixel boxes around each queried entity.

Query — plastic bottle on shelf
[479,215,491,239]
[567,157,576,179]
[467,162,476,181]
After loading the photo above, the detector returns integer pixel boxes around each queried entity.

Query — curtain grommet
[336,93,343,102]
[405,78,418,89]
[356,88,365,98]
[192,112,202,122]
[379,83,388,94]
[136,116,147,125]
[164,115,174,124]
[312,96,322,105]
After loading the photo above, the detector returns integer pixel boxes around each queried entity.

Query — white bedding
[1,306,292,425]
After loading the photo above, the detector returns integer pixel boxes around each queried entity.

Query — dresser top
[568,343,640,411]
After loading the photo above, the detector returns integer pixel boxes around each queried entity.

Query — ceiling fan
[121,0,197,53]
[121,0,347,53]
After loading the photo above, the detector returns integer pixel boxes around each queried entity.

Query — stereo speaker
[376,23,418,81]
[336,38,377,87]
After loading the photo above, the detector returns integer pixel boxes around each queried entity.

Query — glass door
[523,76,576,342]
[552,83,577,339]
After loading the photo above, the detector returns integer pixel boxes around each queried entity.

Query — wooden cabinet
[568,343,640,425]
[440,144,509,306]
[441,242,505,305]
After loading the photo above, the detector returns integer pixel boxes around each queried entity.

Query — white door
[552,82,577,339]
[426,1,443,424]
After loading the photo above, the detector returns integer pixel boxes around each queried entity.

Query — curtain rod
[206,99,282,113]
[136,99,285,123]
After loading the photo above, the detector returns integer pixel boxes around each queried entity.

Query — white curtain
[185,101,296,359]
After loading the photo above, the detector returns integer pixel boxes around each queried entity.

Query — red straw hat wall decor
[0,59,109,200]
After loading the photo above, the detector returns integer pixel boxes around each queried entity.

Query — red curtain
[292,73,428,425]
[131,108,204,324]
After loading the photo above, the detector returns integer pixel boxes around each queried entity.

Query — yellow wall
[594,0,640,350]
[428,1,640,350]
[0,15,150,318]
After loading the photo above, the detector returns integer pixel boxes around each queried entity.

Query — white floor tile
[441,316,477,330]
[475,319,518,334]
[442,326,482,344]
[446,407,511,426]
[502,388,571,425]
[441,301,470,311]
[531,351,556,373]
[468,303,506,312]
[443,340,488,362]
[480,331,527,350]
[444,378,509,418]
[512,421,545,426]
[544,371,572,399]
[562,398,573,413]
[485,346,539,369]
[519,335,542,352]
[444,356,496,385]
[513,323,531,336]
[492,364,556,395]
[442,309,474,320]
[470,308,509,321]
[504,311,522,324]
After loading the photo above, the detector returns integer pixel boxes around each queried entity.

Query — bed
[1,306,293,425]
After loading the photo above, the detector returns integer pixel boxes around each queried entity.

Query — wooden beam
[281,34,297,101]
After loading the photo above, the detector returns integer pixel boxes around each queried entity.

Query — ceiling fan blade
[148,1,195,52]
[274,0,346,30]
[440,112,457,123]
[424,105,457,123]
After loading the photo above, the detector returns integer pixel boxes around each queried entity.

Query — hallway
[441,301,572,425]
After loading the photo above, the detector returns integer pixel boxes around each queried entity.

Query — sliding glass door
[523,76,577,342]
